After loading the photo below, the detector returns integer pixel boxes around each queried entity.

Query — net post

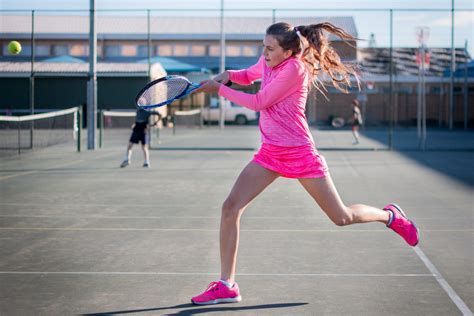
[77,108,82,152]
[18,119,21,155]
[172,113,176,135]
[199,103,204,129]
[99,110,104,148]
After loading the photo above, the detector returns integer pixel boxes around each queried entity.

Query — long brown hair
[266,22,360,94]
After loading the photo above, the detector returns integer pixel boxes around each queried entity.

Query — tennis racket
[331,117,345,128]
[135,75,232,110]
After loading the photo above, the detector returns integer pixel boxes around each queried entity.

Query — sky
[1,0,473,55]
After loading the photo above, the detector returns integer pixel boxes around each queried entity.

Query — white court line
[414,247,473,316]
[0,214,314,220]
[0,227,471,233]
[0,170,38,181]
[0,271,433,277]
[0,160,84,181]
[0,227,388,232]
[5,201,472,210]
[3,200,471,210]
[0,214,468,221]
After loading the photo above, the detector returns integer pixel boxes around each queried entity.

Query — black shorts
[129,122,149,144]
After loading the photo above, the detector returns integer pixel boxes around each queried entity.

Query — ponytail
[295,22,360,94]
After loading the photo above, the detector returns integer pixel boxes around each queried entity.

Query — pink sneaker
[384,203,419,246]
[191,281,242,305]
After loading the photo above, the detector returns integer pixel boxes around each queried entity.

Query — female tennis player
[191,22,419,305]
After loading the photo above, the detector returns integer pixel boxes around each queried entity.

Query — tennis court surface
[0,126,472,315]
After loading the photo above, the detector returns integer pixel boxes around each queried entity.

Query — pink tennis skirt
[253,143,329,179]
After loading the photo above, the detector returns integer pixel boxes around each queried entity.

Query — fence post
[88,0,98,149]
[30,10,35,150]
[388,9,394,150]
[219,0,226,129]
[147,9,151,77]
[449,0,455,130]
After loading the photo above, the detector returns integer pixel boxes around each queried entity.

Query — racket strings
[137,79,189,107]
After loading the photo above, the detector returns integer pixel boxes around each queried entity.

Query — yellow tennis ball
[8,41,22,55]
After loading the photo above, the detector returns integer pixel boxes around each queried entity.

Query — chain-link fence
[0,7,472,150]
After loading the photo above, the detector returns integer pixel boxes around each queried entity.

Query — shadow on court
[83,302,308,316]
[399,151,474,186]
[356,128,474,186]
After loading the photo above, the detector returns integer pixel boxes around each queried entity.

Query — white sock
[219,279,234,288]
[386,210,394,226]
[124,151,131,162]
[353,132,359,141]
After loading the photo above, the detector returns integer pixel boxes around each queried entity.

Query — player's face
[262,35,292,68]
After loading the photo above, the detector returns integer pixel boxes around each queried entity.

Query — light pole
[219,0,226,129]
[416,26,430,151]
[449,0,455,129]
[87,0,98,149]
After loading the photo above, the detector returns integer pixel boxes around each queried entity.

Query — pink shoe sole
[191,296,242,305]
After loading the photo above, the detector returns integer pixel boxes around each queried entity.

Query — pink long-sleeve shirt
[218,55,314,147]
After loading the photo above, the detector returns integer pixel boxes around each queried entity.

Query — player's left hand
[196,80,221,93]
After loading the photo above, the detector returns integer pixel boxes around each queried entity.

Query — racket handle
[225,80,232,87]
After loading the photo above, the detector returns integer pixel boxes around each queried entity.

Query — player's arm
[149,112,162,127]
[218,56,265,86]
[218,61,305,111]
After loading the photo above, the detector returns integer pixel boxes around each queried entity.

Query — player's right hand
[213,71,230,85]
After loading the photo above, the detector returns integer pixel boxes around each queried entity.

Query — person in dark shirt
[120,109,161,168]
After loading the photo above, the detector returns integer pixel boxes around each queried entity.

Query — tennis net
[171,108,203,132]
[99,108,204,149]
[0,107,81,155]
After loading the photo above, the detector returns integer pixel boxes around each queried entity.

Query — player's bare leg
[298,175,389,225]
[220,162,279,282]
[142,144,150,167]
[120,142,134,168]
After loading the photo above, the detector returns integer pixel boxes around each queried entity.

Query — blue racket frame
[135,75,200,110]
[136,75,232,111]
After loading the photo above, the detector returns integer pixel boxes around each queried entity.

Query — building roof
[43,55,87,63]
[0,15,357,41]
[447,60,474,78]
[137,56,205,73]
[359,47,471,77]
[171,56,258,72]
[0,61,155,77]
